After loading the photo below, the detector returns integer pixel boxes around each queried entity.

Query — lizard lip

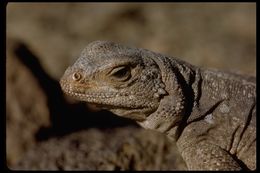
[60,83,147,110]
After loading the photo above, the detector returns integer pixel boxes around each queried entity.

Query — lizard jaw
[61,85,156,121]
[61,83,150,108]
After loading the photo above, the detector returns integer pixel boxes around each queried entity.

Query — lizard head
[60,41,168,121]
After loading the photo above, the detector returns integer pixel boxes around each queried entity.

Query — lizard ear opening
[109,66,131,81]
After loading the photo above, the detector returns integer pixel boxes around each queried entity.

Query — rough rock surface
[6,40,51,166]
[13,128,186,170]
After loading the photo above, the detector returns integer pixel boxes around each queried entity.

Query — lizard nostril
[72,72,82,81]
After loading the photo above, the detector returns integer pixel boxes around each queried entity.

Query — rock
[14,127,186,170]
[6,39,51,167]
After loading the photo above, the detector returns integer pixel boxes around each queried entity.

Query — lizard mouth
[61,85,116,102]
[60,83,147,110]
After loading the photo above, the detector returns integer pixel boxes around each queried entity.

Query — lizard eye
[110,66,131,81]
[72,72,82,81]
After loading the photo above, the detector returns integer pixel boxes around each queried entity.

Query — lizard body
[60,41,256,170]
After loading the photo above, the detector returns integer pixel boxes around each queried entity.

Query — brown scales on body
[60,41,256,170]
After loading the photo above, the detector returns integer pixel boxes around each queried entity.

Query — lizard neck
[137,55,227,141]
[186,69,223,126]
[137,54,201,141]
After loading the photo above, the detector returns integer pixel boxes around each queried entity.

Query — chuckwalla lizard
[60,41,256,170]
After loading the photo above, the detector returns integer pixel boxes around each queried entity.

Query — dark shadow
[231,154,250,171]
[13,41,138,141]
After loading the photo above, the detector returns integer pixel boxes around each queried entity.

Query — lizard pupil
[72,72,82,81]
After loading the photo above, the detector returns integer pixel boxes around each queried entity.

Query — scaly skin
[60,41,256,170]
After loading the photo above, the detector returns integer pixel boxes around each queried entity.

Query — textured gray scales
[60,41,256,170]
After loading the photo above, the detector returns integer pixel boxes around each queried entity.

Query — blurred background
[6,3,256,170]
